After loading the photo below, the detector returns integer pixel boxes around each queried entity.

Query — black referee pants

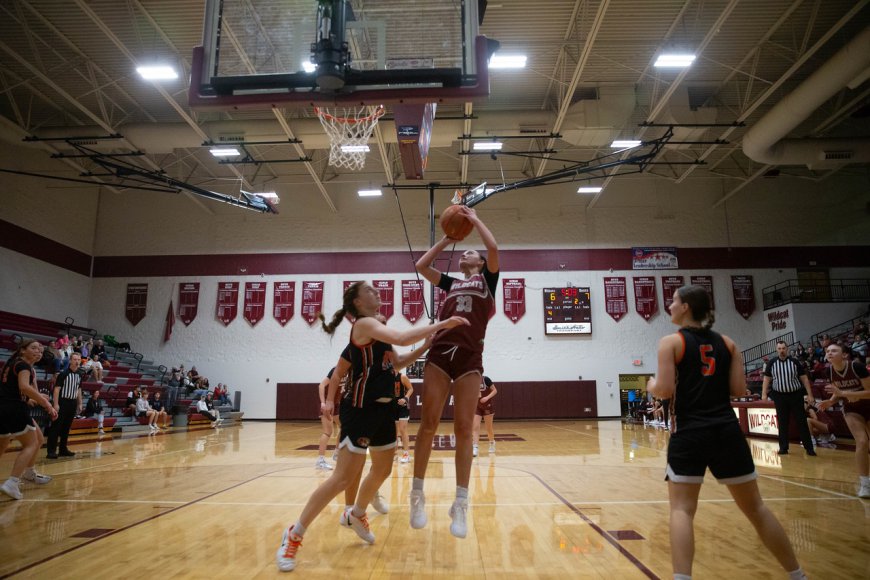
[47,399,77,453]
[771,389,814,453]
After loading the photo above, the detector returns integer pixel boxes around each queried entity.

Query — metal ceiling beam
[218,19,337,210]
[540,0,585,111]
[72,0,249,206]
[536,0,610,178]
[675,0,869,185]
[712,164,773,208]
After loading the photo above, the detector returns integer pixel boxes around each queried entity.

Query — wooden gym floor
[0,420,867,579]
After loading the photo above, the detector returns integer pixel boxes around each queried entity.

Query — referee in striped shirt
[47,353,84,459]
[762,341,816,456]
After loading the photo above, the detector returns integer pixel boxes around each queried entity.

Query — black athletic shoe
[46,452,58,459]
[807,450,817,456]
[58,449,76,457]
[777,449,789,455]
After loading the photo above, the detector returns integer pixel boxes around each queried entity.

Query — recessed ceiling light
[358,189,382,197]
[489,55,527,69]
[610,140,642,148]
[577,186,603,193]
[341,145,370,153]
[136,65,178,80]
[654,54,695,68]
[209,147,240,157]
[302,61,316,73]
[473,142,503,151]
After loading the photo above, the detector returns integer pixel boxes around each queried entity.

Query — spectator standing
[761,341,816,456]
[46,353,84,459]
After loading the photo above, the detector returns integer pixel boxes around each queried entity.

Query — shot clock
[543,287,592,335]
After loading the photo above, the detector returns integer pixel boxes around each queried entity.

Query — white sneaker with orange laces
[343,508,375,544]
[275,526,303,572]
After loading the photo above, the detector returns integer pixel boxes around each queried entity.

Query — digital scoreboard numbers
[543,287,592,335]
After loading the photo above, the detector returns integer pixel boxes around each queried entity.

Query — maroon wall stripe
[0,218,91,276]
[93,246,870,277]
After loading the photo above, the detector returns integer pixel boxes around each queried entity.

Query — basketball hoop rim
[313,105,386,124]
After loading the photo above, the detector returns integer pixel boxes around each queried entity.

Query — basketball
[440,204,474,240]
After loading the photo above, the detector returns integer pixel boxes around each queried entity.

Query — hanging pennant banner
[216,282,239,326]
[632,276,658,321]
[273,281,295,326]
[502,278,526,323]
[433,286,447,318]
[373,280,395,320]
[178,282,200,326]
[125,283,148,326]
[402,280,425,324]
[690,275,715,309]
[301,281,324,326]
[243,282,266,326]
[603,277,627,322]
[662,275,685,312]
[731,275,756,320]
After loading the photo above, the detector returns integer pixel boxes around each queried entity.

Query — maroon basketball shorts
[475,400,494,417]
[426,344,483,381]
[844,399,870,421]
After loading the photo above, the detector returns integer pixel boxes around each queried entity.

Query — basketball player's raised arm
[466,209,499,272]
[724,336,747,397]
[648,334,680,399]
[393,340,431,369]
[415,236,454,285]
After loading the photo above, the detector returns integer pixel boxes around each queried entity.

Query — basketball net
[314,105,385,171]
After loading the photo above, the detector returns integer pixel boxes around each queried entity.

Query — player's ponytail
[318,281,366,335]
[677,285,715,330]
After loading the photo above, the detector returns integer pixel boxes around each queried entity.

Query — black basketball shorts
[665,421,757,485]
[339,398,397,454]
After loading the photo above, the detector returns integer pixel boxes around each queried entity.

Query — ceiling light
[302,61,316,73]
[578,186,603,193]
[358,189,382,197]
[610,140,642,148]
[473,142,503,151]
[253,191,278,199]
[489,55,527,69]
[136,65,178,80]
[209,147,240,157]
[654,54,695,68]
[341,145,370,153]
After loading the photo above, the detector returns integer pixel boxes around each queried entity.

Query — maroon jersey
[829,360,870,393]
[433,269,499,352]
[479,375,494,399]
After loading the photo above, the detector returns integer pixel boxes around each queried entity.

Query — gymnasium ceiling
[0,0,868,215]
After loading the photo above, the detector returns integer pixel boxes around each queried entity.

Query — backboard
[190,0,492,110]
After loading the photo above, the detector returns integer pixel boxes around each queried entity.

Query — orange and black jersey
[345,323,394,408]
[673,328,735,432]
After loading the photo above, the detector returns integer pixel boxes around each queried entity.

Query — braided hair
[318,281,367,335]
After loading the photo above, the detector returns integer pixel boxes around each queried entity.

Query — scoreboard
[543,287,592,335]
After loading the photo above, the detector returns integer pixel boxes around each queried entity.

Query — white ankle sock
[22,467,35,477]
[291,521,306,538]
[456,486,469,500]
[860,475,870,485]
[673,574,691,580]
[787,568,807,580]
[412,477,424,491]
[7,476,20,485]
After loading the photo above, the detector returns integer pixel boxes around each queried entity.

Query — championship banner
[433,286,447,318]
[273,281,295,326]
[125,283,148,326]
[301,281,324,326]
[243,282,266,326]
[373,280,395,320]
[502,278,526,323]
[632,247,679,270]
[603,277,627,322]
[632,276,658,321]
[690,275,715,309]
[402,280,425,323]
[731,275,756,320]
[662,275,685,312]
[178,282,200,326]
[216,282,239,326]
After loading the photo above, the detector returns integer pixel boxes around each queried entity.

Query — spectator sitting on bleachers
[214,383,231,405]
[82,354,104,383]
[91,339,107,363]
[135,391,159,432]
[45,341,62,375]
[84,389,106,434]
[126,388,141,418]
[187,366,200,386]
[149,391,170,430]
[196,393,222,428]
[80,339,91,360]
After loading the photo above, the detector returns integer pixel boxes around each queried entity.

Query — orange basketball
[440,204,473,240]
